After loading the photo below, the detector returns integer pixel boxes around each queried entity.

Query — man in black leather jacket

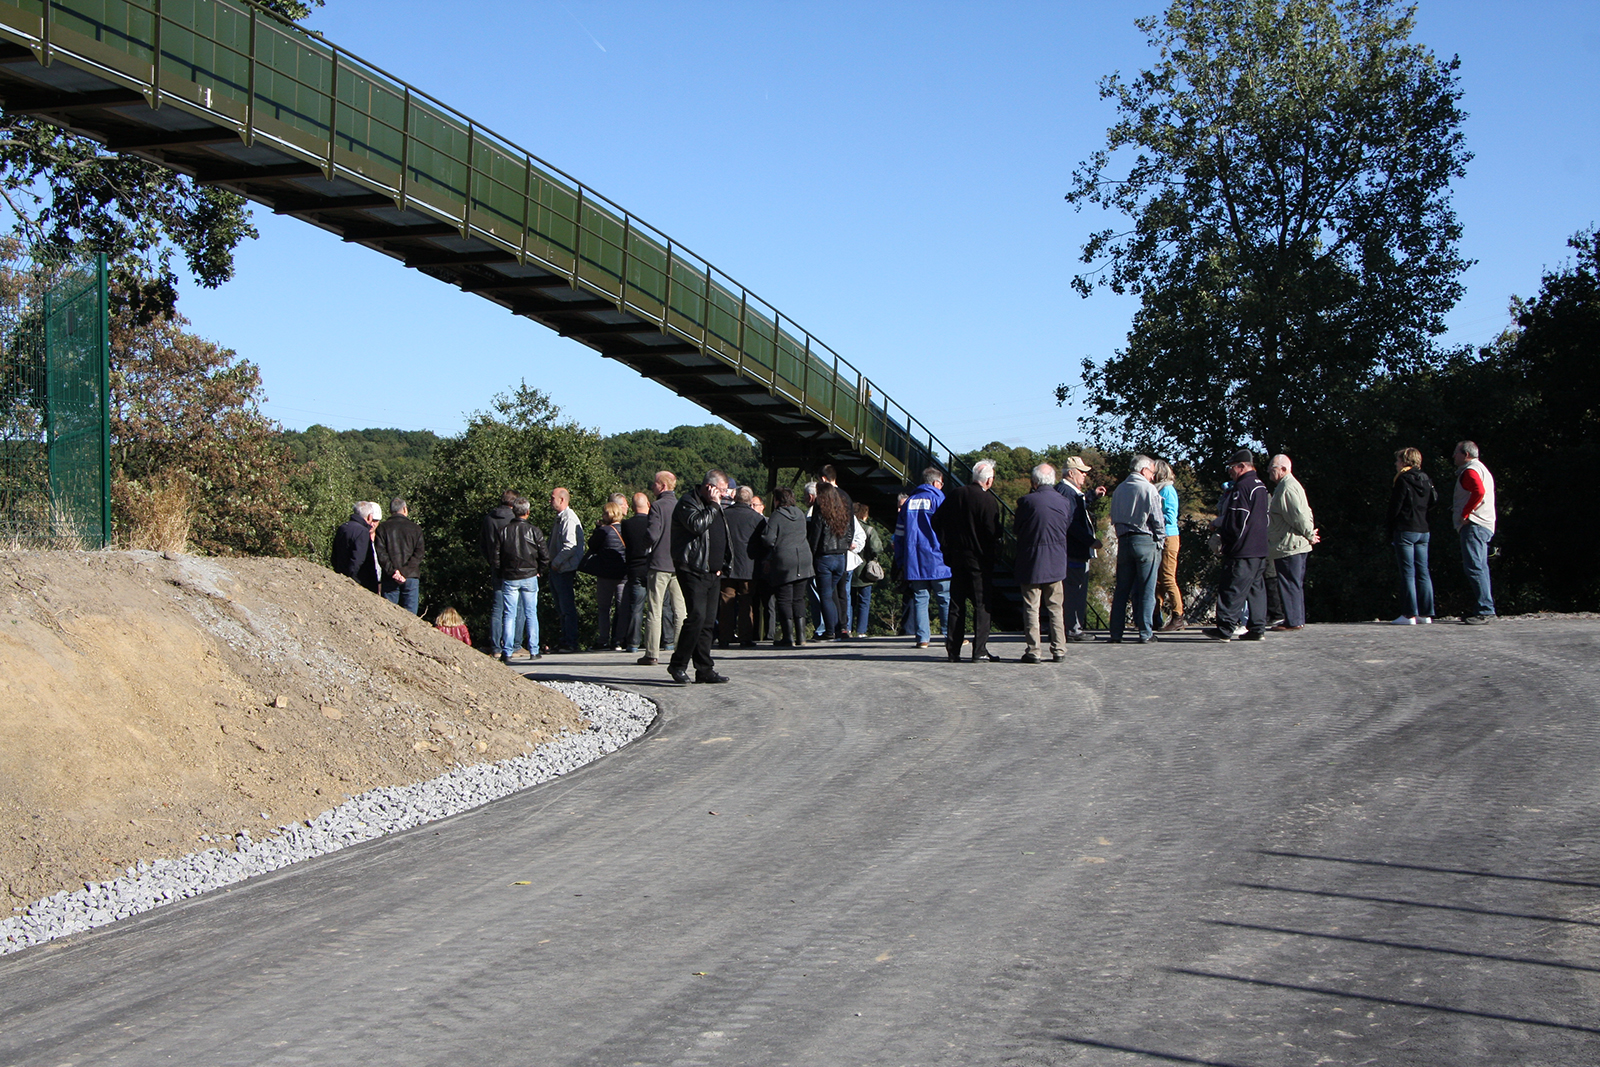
[667,470,733,684]
[489,497,550,664]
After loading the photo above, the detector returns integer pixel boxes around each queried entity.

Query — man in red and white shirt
[1452,440,1497,623]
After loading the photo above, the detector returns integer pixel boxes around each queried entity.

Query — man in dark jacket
[934,458,1003,663]
[1206,449,1271,641]
[718,485,765,648]
[618,492,653,652]
[667,470,733,684]
[1012,464,1073,663]
[376,497,425,614]
[480,490,521,653]
[489,497,550,664]
[332,502,381,593]
[640,472,686,666]
[1057,456,1104,640]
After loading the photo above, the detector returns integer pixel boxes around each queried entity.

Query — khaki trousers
[644,569,685,657]
[1156,536,1184,618]
[1022,580,1066,658]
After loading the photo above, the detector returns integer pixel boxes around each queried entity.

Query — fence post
[97,254,111,548]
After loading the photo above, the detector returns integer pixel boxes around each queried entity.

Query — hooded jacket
[894,482,952,581]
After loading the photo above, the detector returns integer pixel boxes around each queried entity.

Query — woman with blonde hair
[1386,446,1437,624]
[1151,459,1186,631]
[584,498,630,648]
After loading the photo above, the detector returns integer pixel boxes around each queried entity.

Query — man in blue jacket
[1206,449,1271,641]
[894,467,952,648]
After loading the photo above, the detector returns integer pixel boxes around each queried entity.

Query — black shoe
[1461,614,1493,625]
[1019,651,1040,664]
[695,671,730,684]
[668,667,690,684]
[499,653,513,665]
[1135,634,1159,643]
[773,638,794,648]
[1240,629,1266,641]
[739,641,760,649]
[1065,630,1088,642]
[636,654,659,666]
[1102,635,1124,643]
[946,652,961,663]
[976,651,1001,662]
[554,644,580,654]
[1201,627,1234,641]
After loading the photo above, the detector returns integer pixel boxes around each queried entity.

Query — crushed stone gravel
[0,680,654,956]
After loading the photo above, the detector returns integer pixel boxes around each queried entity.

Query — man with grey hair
[331,501,382,594]
[1452,440,1497,622]
[1012,463,1072,662]
[376,497,426,614]
[933,458,1003,662]
[1265,454,1319,631]
[718,483,764,648]
[1106,455,1166,643]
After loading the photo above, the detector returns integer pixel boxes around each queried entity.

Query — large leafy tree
[1060,0,1471,461]
[0,0,322,320]
[410,383,613,633]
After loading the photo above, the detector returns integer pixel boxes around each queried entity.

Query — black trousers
[946,558,994,659]
[774,579,809,643]
[670,570,721,675]
[1216,556,1267,634]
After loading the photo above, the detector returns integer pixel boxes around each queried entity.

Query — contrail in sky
[562,5,607,52]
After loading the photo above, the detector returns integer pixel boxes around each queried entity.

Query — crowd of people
[330,439,1501,683]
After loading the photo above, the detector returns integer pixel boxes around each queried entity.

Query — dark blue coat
[331,518,379,592]
[1012,486,1072,585]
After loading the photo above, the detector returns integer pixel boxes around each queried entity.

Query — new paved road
[4,620,1599,1066]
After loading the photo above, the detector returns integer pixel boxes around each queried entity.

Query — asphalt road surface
[4,619,1599,1066]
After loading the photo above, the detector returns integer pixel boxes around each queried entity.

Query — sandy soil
[0,550,584,914]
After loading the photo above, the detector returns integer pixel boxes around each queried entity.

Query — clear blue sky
[174,0,1600,454]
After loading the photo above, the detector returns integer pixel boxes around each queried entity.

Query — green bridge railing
[0,0,972,487]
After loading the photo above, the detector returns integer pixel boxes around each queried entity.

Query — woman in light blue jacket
[1151,460,1186,631]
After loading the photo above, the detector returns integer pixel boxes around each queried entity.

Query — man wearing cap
[1056,456,1105,640]
[1205,449,1271,641]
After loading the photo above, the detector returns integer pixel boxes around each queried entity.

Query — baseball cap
[1064,456,1092,473]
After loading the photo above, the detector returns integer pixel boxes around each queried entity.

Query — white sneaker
[1389,615,1416,625]
[1233,623,1248,637]
[1416,616,1432,624]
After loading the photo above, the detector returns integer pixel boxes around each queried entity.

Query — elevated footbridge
[0,0,979,514]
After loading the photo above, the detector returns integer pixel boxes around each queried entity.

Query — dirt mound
[0,550,583,913]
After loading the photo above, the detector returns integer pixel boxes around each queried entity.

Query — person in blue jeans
[1106,455,1166,643]
[1386,447,1437,624]
[894,468,952,648]
[1452,441,1497,623]
[488,497,549,664]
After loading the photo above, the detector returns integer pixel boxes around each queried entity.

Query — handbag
[860,558,886,584]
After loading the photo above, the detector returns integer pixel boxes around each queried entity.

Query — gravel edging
[1,680,655,956]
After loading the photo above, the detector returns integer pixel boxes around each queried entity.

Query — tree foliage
[109,309,303,555]
[1061,0,1471,460]
[0,0,322,321]
[409,383,612,632]
[604,424,764,497]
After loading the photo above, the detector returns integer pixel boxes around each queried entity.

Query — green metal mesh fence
[0,254,110,548]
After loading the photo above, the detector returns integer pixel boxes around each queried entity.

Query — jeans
[1110,535,1160,641]
[620,573,647,650]
[550,569,579,647]
[499,576,539,658]
[1459,523,1495,617]
[382,576,420,615]
[815,554,849,636]
[849,582,874,636]
[1393,531,1434,618]
[1275,551,1308,627]
[490,580,528,652]
[907,578,951,644]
